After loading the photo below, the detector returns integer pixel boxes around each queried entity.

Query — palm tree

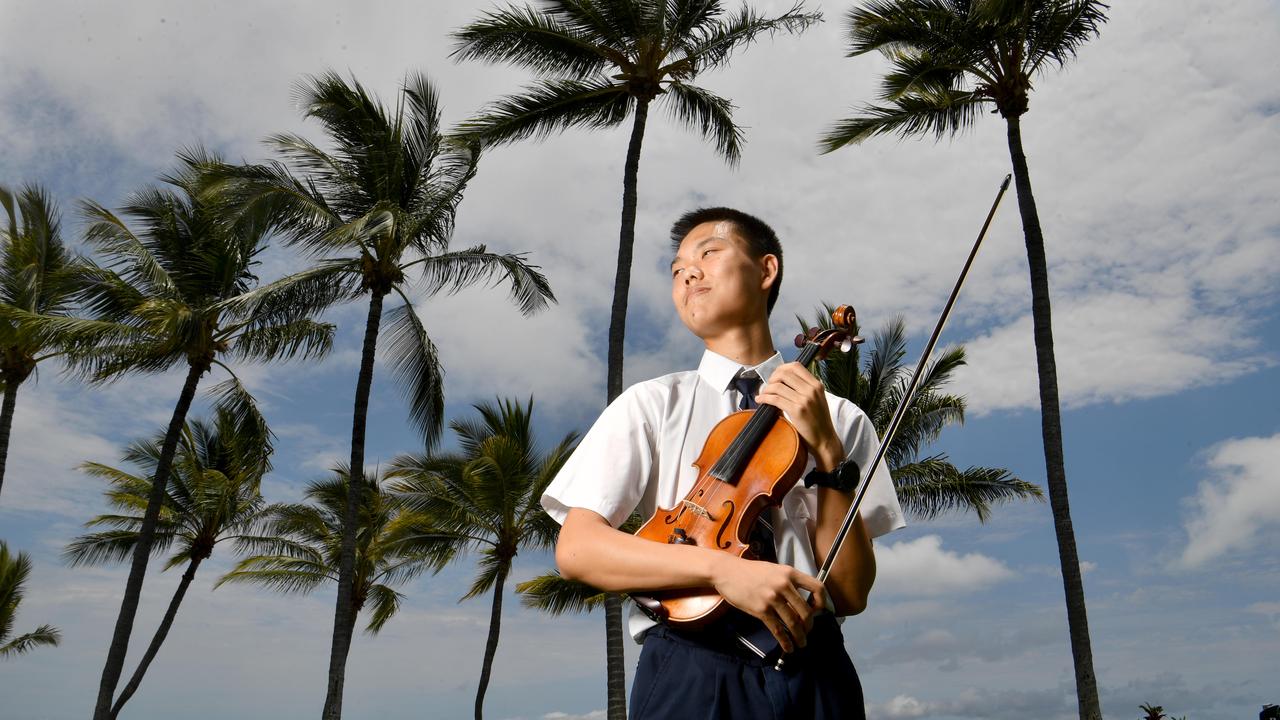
[0,541,60,658]
[803,308,1041,520]
[817,2,1109,717]
[5,151,334,720]
[388,397,577,720]
[64,409,271,718]
[0,183,86,501]
[209,71,555,719]
[216,468,452,667]
[452,4,820,713]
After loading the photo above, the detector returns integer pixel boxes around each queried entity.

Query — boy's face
[670,220,776,340]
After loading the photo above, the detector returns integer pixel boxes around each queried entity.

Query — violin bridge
[681,500,717,521]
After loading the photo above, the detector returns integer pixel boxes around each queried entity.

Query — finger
[770,589,809,647]
[776,364,822,392]
[768,367,808,393]
[759,608,796,654]
[758,382,805,408]
[791,572,829,610]
[779,584,816,638]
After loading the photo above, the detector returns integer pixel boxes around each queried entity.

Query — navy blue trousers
[628,613,866,720]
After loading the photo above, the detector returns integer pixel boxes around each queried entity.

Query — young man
[542,208,905,719]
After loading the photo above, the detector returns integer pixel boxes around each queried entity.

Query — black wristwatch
[803,459,861,492]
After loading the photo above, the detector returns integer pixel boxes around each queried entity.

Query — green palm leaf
[0,541,61,657]
[516,571,607,615]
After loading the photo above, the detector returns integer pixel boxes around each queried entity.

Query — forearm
[814,487,876,615]
[556,507,727,593]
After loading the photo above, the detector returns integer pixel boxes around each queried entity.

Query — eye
[672,268,684,278]
[702,248,716,258]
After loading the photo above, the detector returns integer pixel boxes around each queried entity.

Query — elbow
[555,538,584,583]
[841,595,869,616]
[834,589,869,616]
[555,532,598,585]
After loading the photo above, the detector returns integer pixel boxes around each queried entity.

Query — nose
[683,265,703,284]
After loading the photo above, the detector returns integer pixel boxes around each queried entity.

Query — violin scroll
[793,303,865,360]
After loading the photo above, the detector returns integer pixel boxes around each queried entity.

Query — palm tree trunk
[0,379,21,502]
[606,98,650,402]
[603,97,651,720]
[604,594,627,720]
[322,290,385,720]
[109,556,204,718]
[474,563,510,720]
[1005,114,1102,720]
[92,362,205,720]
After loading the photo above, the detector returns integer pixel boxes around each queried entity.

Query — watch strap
[803,459,861,492]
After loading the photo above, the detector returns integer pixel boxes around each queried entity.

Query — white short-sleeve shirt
[541,348,906,640]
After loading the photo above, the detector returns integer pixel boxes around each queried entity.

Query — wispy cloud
[1179,432,1280,568]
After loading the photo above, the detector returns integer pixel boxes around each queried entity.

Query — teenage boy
[542,208,905,719]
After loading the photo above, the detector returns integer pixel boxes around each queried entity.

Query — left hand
[754,362,844,471]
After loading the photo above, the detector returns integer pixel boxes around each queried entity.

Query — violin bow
[763,174,1012,671]
[815,173,1012,591]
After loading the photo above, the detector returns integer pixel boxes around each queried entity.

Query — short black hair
[669,207,783,315]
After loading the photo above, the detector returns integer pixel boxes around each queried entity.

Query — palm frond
[212,258,361,327]
[1023,0,1108,76]
[893,455,1041,522]
[62,530,173,567]
[0,625,60,656]
[677,2,821,73]
[462,547,509,601]
[205,376,275,469]
[516,570,606,615]
[411,245,555,315]
[451,5,611,79]
[454,78,632,148]
[228,318,334,364]
[382,296,445,449]
[204,159,344,248]
[662,81,743,163]
[819,90,986,152]
[363,583,405,634]
[78,199,177,298]
[845,0,989,60]
[215,555,333,593]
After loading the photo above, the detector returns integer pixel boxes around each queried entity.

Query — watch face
[837,460,861,490]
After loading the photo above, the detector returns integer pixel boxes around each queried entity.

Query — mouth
[685,286,710,304]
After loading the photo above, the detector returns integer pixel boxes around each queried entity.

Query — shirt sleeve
[541,383,658,529]
[836,399,907,539]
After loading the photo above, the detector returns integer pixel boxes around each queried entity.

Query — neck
[701,318,775,366]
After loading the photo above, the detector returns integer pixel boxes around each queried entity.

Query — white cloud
[1179,433,1280,567]
[871,694,935,719]
[873,535,1014,597]
[957,291,1272,414]
[2,0,1276,421]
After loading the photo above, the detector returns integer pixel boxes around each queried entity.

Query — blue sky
[1,1,1278,719]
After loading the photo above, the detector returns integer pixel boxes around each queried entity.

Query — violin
[630,305,861,628]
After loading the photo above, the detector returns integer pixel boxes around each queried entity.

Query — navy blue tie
[732,372,760,411]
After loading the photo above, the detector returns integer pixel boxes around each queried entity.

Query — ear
[759,254,779,293]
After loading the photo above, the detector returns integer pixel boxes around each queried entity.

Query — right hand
[710,554,828,653]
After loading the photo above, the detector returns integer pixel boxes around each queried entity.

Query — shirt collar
[697,347,784,393]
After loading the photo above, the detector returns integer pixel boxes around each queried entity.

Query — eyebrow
[670,236,724,268]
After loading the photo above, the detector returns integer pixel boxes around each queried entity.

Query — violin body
[633,409,808,627]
